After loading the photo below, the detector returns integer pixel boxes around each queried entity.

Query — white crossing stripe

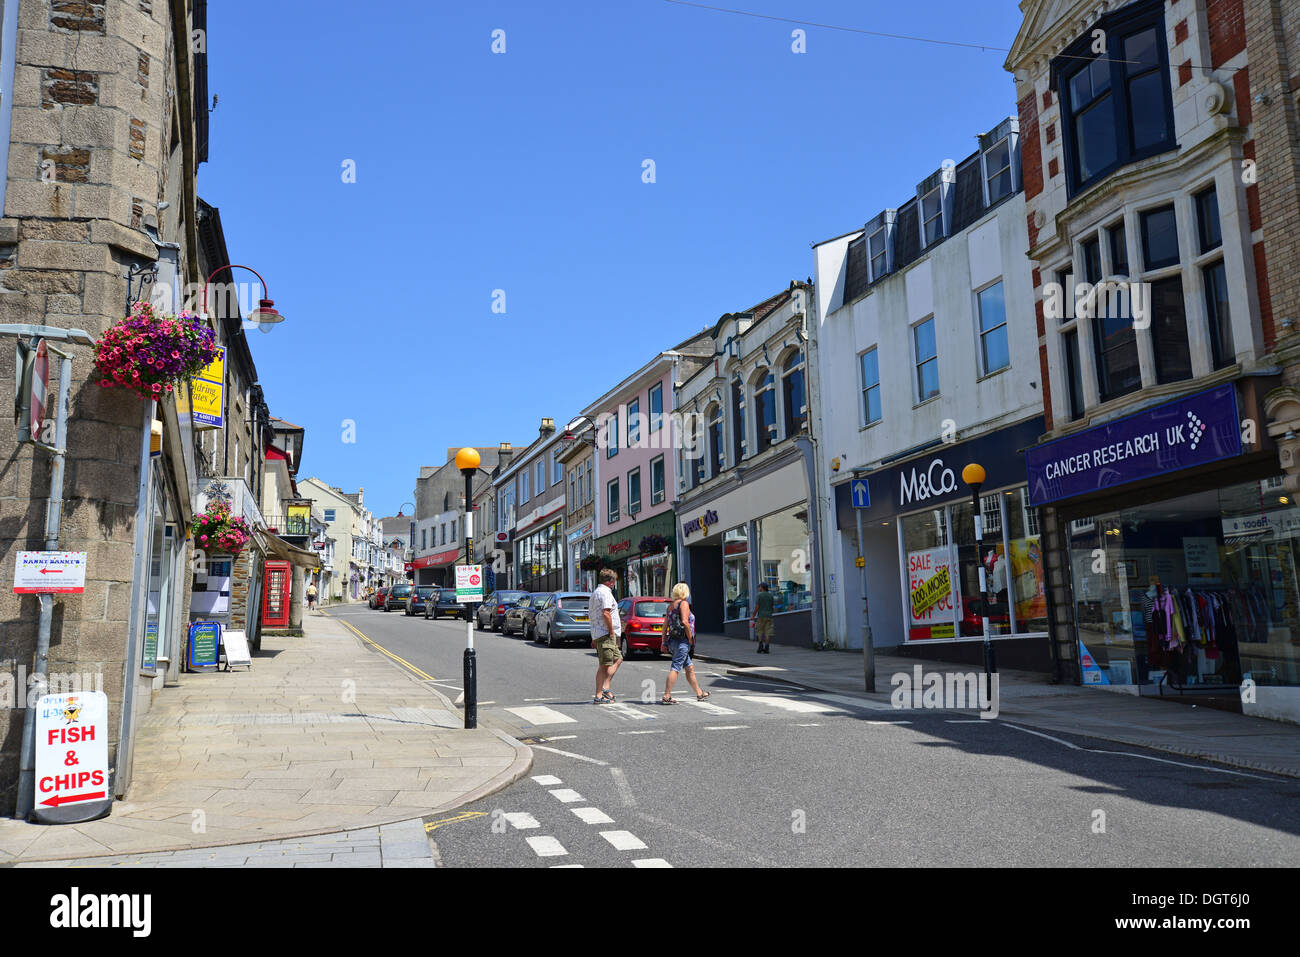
[632,858,673,868]
[704,725,749,730]
[797,722,822,727]
[864,720,912,725]
[735,695,843,714]
[531,775,563,786]
[619,729,664,735]
[503,812,540,829]
[549,788,585,803]
[680,697,738,716]
[571,807,615,825]
[541,735,577,741]
[805,691,895,712]
[600,830,648,851]
[551,864,584,868]
[507,706,576,726]
[526,836,568,857]
[602,702,657,721]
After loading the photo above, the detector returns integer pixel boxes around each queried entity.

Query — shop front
[1027,382,1299,719]
[516,508,566,594]
[680,458,813,643]
[412,545,460,587]
[833,417,1051,667]
[594,511,676,602]
[567,519,594,592]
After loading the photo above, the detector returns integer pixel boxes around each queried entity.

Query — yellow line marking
[424,811,487,832]
[338,617,436,681]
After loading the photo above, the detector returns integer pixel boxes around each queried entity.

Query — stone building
[0,0,207,810]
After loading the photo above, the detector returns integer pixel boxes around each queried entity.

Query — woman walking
[660,582,710,704]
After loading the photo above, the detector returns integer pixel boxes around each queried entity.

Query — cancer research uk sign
[1026,385,1241,507]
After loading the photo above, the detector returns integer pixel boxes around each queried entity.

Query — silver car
[532,592,593,648]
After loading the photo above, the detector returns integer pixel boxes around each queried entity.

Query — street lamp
[201,264,286,329]
[455,447,481,729]
[961,463,996,681]
[397,501,415,580]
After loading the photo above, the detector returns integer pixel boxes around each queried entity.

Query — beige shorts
[595,635,623,666]
[755,618,774,639]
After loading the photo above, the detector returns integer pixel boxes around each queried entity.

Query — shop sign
[456,564,483,602]
[910,564,951,618]
[191,346,225,430]
[33,690,111,823]
[1026,385,1241,507]
[682,509,719,540]
[899,459,958,508]
[907,547,955,641]
[1223,511,1300,539]
[566,521,593,543]
[608,540,632,554]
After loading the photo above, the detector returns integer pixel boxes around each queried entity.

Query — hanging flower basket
[191,501,252,556]
[639,534,670,554]
[95,301,219,401]
[579,554,605,572]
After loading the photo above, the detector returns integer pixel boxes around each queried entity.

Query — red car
[958,596,1011,636]
[369,586,389,610]
[616,596,671,657]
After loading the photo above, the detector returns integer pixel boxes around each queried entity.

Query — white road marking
[541,735,577,741]
[524,697,560,702]
[863,720,912,725]
[533,745,609,766]
[1001,723,1272,779]
[571,807,615,825]
[680,697,738,716]
[603,702,657,721]
[506,706,576,725]
[632,858,673,868]
[796,722,822,727]
[619,729,664,735]
[600,830,647,851]
[735,695,842,714]
[526,836,568,857]
[611,767,636,807]
[804,691,895,712]
[502,812,540,830]
[549,788,584,803]
[551,864,584,868]
[946,719,986,723]
[531,775,563,786]
[704,725,750,730]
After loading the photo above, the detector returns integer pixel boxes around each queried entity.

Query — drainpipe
[792,435,825,648]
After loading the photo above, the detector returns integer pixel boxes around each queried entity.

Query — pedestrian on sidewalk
[660,583,709,704]
[306,581,318,612]
[751,582,775,653]
[589,568,623,703]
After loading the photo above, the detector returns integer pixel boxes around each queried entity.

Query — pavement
[690,631,1300,779]
[0,611,530,866]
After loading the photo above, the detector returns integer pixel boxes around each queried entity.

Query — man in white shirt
[588,569,623,703]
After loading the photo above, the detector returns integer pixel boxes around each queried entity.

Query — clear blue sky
[199,1,1025,518]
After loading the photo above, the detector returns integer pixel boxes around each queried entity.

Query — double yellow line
[424,810,487,832]
[336,616,436,681]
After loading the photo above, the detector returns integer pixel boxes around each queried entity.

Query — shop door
[262,560,291,628]
[689,544,724,633]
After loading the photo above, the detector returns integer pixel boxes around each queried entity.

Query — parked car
[385,582,414,611]
[474,590,530,631]
[427,588,467,620]
[406,585,436,616]
[503,593,550,639]
[369,587,389,610]
[617,596,670,657]
[532,592,593,648]
[958,596,1011,637]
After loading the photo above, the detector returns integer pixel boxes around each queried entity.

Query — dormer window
[868,228,887,281]
[920,187,944,247]
[983,138,1013,205]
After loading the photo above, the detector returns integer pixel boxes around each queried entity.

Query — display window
[756,505,812,613]
[723,525,749,621]
[899,484,1046,642]
[1068,477,1300,688]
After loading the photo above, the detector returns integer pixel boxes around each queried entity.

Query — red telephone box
[262,560,291,628]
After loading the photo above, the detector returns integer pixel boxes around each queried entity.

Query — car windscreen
[390,585,412,596]
[635,600,669,618]
[416,587,435,597]
[440,590,457,600]
[498,592,528,603]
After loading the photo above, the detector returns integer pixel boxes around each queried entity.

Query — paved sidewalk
[693,632,1300,778]
[0,614,530,865]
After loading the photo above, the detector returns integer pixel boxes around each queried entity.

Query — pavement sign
[32,690,111,824]
[222,630,252,671]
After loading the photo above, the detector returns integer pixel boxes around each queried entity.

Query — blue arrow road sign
[851,480,870,508]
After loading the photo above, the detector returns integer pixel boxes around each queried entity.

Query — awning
[411,546,461,570]
[257,528,321,569]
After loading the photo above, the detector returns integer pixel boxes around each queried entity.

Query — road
[328,604,1300,868]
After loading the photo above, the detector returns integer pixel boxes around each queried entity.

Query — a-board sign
[455,564,483,603]
[33,690,112,825]
[14,551,87,594]
[188,620,220,671]
[221,629,252,671]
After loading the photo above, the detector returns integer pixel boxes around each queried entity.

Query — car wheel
[619,635,629,658]
[546,626,557,648]
[526,622,535,640]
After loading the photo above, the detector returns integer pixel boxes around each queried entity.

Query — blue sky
[199,1,1026,517]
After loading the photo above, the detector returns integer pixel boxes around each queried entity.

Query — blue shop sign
[1026,384,1242,507]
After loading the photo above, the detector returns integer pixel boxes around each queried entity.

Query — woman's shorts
[668,637,692,672]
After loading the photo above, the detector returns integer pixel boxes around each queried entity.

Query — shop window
[977,281,1009,375]
[1150,275,1192,385]
[903,508,954,641]
[723,525,749,622]
[754,369,776,455]
[757,506,812,614]
[1140,205,1179,271]
[650,455,665,505]
[782,351,807,436]
[1204,260,1235,368]
[914,318,939,402]
[952,498,1014,638]
[861,348,881,425]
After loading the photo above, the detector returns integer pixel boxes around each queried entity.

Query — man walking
[306,581,318,612]
[589,568,623,703]
[751,582,775,653]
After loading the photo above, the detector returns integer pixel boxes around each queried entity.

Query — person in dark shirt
[751,582,776,653]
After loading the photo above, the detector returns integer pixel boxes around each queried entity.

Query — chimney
[540,417,555,437]
[497,441,514,473]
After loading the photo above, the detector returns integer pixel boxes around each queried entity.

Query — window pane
[918,358,940,401]
[1141,206,1179,269]
[863,345,882,424]
[866,385,881,424]
[1108,223,1128,276]
[1094,313,1141,401]
[978,282,1005,333]
[1196,187,1222,253]
[1075,96,1118,181]
[952,499,1012,637]
[1064,329,1084,420]
[1081,237,1102,284]
[1128,70,1169,151]
[1151,276,1192,384]
[1204,260,1234,368]
[627,399,640,445]
[914,318,936,361]
[986,140,1012,202]
[1006,488,1048,633]
[783,365,806,435]
[978,283,1009,373]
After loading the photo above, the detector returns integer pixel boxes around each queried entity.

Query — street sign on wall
[13,551,86,594]
[32,690,111,824]
[456,564,483,603]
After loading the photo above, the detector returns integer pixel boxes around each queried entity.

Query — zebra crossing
[500,688,873,731]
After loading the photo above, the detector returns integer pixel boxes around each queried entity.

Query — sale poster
[907,547,955,641]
